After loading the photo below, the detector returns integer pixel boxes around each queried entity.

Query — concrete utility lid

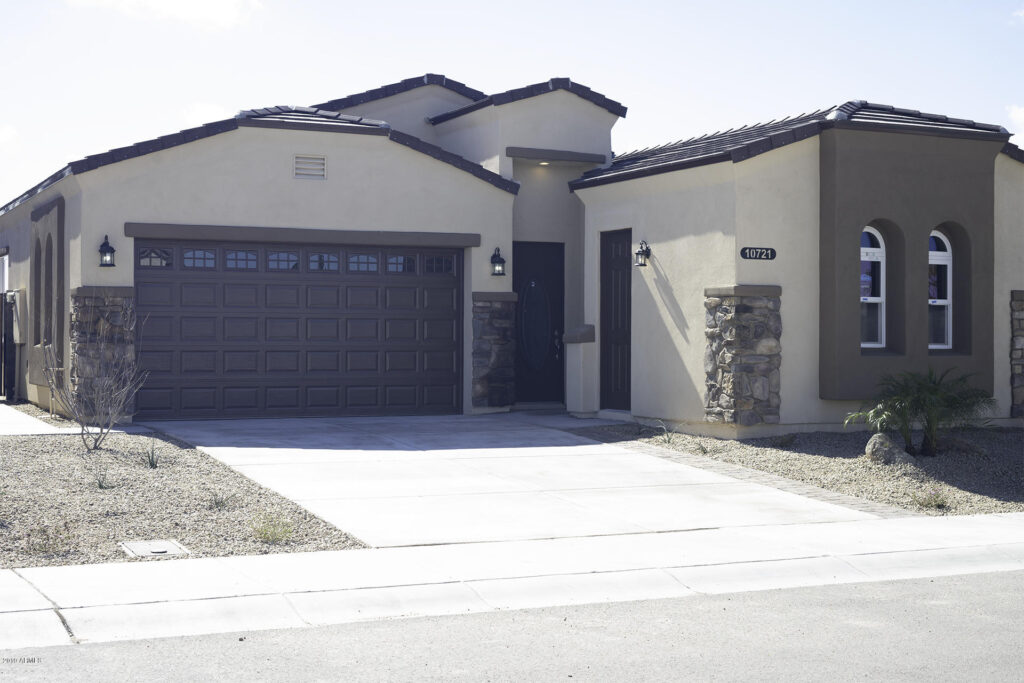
[120,539,189,558]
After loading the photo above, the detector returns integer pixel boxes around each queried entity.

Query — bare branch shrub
[42,299,148,452]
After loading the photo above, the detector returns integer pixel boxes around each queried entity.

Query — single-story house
[1,74,1021,434]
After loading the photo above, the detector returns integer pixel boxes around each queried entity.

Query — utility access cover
[120,539,190,558]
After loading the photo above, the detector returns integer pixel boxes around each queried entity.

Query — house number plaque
[740,247,776,260]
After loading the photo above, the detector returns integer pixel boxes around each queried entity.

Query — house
[0,74,1021,433]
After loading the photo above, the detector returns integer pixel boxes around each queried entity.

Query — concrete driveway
[148,412,874,548]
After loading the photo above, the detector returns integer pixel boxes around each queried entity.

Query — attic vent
[294,154,327,180]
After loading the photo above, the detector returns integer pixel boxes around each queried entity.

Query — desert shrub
[846,368,994,457]
[208,491,238,511]
[252,512,294,544]
[25,521,75,555]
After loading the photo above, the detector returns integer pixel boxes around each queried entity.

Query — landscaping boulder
[864,433,916,465]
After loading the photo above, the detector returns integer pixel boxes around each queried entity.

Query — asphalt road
[3,570,1022,682]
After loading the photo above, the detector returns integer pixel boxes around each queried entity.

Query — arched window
[860,227,885,348]
[928,231,952,349]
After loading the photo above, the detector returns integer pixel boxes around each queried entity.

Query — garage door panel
[135,239,462,419]
[267,350,300,372]
[181,283,218,307]
[346,319,378,341]
[181,317,217,341]
[345,350,378,372]
[307,286,340,308]
[139,349,174,374]
[224,317,259,341]
[224,284,260,308]
[267,386,301,409]
[385,287,417,309]
[224,386,260,410]
[224,350,259,373]
[181,387,217,410]
[266,284,301,308]
[181,350,217,374]
[307,318,339,341]
[347,287,379,308]
[141,316,175,342]
[137,282,175,307]
[385,350,417,372]
[266,318,300,341]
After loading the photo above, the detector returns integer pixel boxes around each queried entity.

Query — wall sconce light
[4,291,15,304]
[490,247,506,276]
[99,235,116,268]
[634,240,651,267]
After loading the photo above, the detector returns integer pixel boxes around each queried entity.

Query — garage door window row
[137,245,454,277]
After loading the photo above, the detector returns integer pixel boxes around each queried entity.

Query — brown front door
[600,229,631,411]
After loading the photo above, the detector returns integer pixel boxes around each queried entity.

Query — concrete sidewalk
[0,404,71,435]
[3,513,1023,649]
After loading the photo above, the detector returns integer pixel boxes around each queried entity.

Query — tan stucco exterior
[994,154,1024,416]
[332,85,474,146]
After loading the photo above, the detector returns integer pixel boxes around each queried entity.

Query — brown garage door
[134,239,462,419]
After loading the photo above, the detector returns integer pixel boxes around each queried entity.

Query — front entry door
[513,241,565,403]
[600,229,632,410]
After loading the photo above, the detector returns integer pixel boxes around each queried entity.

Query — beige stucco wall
[511,159,594,329]
[436,89,618,179]
[576,162,737,423]
[994,154,1024,418]
[733,137,861,425]
[331,85,475,145]
[70,125,514,413]
[0,179,83,404]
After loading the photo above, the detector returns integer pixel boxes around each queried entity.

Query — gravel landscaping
[0,431,366,569]
[571,424,1024,516]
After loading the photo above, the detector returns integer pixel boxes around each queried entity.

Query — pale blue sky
[1,0,1022,203]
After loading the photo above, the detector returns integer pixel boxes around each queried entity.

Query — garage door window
[425,255,454,274]
[268,251,299,271]
[309,252,339,272]
[348,254,378,272]
[183,249,216,269]
[139,247,172,268]
[386,255,416,273]
[226,250,257,270]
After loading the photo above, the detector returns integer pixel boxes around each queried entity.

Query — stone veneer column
[471,292,516,408]
[1012,291,1024,419]
[69,287,138,409]
[703,285,782,426]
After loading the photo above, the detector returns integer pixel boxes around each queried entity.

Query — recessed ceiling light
[538,161,550,166]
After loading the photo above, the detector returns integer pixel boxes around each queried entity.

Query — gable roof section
[571,101,1012,190]
[1003,142,1024,164]
[428,78,627,125]
[1,105,516,215]
[311,74,486,111]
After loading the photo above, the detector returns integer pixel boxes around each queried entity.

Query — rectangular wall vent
[294,154,327,180]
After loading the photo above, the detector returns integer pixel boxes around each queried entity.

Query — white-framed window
[860,227,886,348]
[928,231,953,349]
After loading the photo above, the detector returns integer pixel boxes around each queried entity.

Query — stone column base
[471,292,516,408]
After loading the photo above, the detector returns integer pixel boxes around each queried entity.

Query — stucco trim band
[505,147,606,164]
[124,223,483,248]
[704,285,783,298]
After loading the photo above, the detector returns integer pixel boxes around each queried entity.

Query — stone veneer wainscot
[471,292,516,408]
[704,285,782,426]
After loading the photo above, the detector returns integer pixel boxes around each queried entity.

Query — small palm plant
[845,372,918,454]
[846,368,995,457]
[909,368,995,457]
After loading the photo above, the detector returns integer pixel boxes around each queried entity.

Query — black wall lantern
[490,247,506,276]
[634,240,651,267]
[99,235,116,267]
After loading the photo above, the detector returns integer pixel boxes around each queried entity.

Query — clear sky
[1,0,1022,204]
